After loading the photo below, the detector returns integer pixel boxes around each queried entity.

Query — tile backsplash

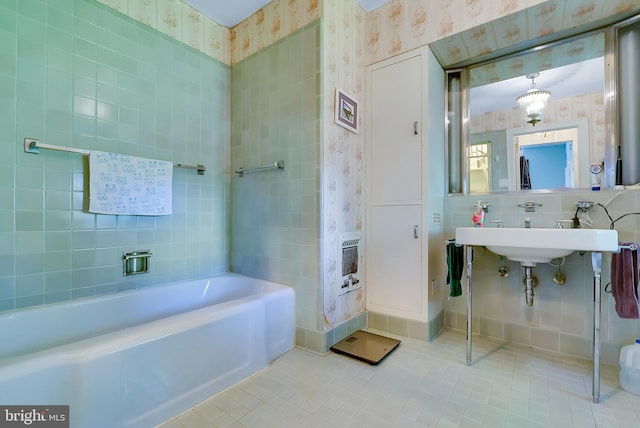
[0,0,230,312]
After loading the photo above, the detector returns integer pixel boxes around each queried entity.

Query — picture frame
[334,89,359,133]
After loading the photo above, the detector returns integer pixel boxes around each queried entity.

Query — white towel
[89,151,172,216]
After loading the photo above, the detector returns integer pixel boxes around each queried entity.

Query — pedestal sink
[454,226,619,404]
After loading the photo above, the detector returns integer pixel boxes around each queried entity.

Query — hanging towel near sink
[611,242,639,319]
[89,151,173,216]
[446,240,464,297]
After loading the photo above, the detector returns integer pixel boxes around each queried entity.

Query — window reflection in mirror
[468,143,490,193]
[467,31,605,193]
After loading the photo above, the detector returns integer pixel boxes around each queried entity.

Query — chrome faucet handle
[524,217,531,228]
[555,219,574,229]
[473,202,492,213]
[491,219,504,228]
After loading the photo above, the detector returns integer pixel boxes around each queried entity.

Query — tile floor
[158,329,640,427]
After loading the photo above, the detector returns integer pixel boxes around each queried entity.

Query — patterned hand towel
[89,151,173,216]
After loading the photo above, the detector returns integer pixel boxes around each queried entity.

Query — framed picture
[334,89,359,133]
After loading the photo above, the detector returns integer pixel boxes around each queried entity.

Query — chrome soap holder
[123,250,152,276]
[518,201,542,212]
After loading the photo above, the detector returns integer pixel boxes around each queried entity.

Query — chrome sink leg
[591,251,602,403]
[466,246,473,366]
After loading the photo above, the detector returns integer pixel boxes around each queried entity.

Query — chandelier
[516,72,551,126]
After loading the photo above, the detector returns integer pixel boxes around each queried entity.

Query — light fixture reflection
[516,72,551,126]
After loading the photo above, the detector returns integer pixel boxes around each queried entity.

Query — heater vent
[338,232,362,295]
[342,238,360,247]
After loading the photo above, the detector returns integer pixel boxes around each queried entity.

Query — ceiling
[471,57,604,115]
[183,0,392,28]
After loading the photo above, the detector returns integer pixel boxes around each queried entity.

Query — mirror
[468,31,605,192]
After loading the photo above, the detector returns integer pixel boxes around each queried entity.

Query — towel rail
[23,138,206,175]
[235,160,284,177]
[616,243,639,252]
[445,238,462,249]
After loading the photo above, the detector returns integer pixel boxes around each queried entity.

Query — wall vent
[338,232,362,295]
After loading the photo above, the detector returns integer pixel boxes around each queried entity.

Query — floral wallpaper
[365,0,545,64]
[97,0,230,64]
[365,0,640,65]
[322,0,367,329]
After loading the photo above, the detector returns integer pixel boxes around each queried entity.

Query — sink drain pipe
[522,265,538,306]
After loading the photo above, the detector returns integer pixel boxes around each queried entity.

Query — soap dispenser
[472,202,485,227]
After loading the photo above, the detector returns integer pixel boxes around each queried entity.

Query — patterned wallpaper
[365,0,546,64]
[365,0,640,66]
[322,0,367,329]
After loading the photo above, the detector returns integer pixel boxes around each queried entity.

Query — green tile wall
[230,21,322,332]
[0,0,230,312]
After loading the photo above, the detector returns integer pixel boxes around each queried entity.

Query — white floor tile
[158,330,640,428]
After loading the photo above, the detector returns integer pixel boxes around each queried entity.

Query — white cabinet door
[370,54,422,205]
[367,205,422,315]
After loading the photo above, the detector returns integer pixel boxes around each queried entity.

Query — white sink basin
[455,227,619,265]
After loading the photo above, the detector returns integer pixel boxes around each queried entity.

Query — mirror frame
[442,13,640,195]
[453,28,614,195]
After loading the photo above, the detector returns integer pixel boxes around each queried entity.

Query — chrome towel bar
[616,243,639,252]
[235,160,284,177]
[24,138,206,175]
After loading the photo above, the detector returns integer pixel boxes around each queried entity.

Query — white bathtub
[0,273,295,428]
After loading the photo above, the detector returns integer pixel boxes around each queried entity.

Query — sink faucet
[524,217,531,228]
